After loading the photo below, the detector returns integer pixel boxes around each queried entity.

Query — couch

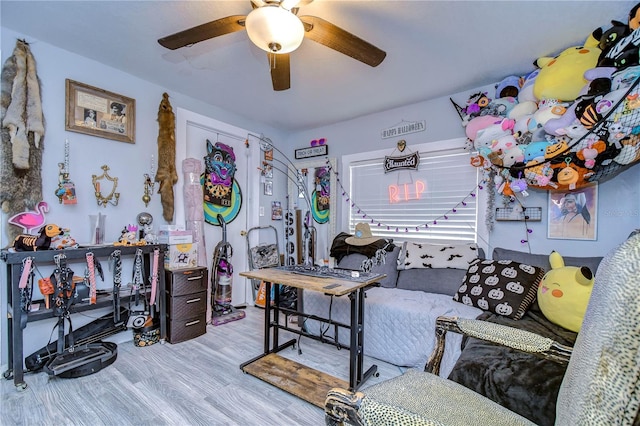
[448,247,602,426]
[325,232,640,426]
[301,241,603,383]
[302,240,487,377]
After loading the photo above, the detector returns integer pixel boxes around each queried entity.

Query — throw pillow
[396,242,480,270]
[453,259,545,319]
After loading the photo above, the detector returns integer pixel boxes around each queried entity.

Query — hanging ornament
[54,139,77,205]
[142,154,156,207]
[557,158,581,190]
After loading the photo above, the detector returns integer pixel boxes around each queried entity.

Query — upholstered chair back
[556,233,640,424]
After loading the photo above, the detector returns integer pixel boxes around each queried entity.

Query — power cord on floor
[320,295,339,348]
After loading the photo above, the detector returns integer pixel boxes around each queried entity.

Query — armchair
[325,233,640,425]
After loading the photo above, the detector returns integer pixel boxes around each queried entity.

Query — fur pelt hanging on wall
[0,39,45,243]
[155,92,177,222]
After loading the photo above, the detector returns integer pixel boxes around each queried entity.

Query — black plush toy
[599,3,640,70]
[597,20,631,67]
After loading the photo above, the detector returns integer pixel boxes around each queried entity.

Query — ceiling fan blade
[299,16,386,67]
[269,53,291,91]
[158,15,246,50]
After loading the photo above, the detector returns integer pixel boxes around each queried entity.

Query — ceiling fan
[157,0,386,91]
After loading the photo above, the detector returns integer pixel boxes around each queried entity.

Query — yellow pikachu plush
[537,251,595,332]
[533,44,601,102]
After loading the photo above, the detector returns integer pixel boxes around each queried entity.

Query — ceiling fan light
[280,0,300,11]
[245,6,304,54]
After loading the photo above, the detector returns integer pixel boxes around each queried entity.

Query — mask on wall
[203,140,237,207]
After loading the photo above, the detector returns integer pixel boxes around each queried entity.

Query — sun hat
[345,222,380,246]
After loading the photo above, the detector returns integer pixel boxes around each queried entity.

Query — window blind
[348,149,479,244]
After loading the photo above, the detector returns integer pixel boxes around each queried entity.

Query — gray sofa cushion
[491,247,603,276]
[396,248,486,295]
[396,268,467,295]
[337,246,401,288]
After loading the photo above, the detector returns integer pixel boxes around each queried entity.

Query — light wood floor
[1,306,404,426]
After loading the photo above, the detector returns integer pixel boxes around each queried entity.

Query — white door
[175,108,259,313]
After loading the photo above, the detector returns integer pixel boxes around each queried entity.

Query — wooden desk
[239,267,384,407]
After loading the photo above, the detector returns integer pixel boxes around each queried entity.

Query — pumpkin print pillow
[453,259,545,320]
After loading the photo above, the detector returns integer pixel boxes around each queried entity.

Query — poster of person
[98,101,127,134]
[271,201,282,220]
[548,184,598,240]
[83,108,97,127]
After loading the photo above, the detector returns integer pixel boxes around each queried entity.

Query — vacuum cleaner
[211,214,245,326]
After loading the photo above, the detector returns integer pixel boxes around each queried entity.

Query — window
[346,139,479,244]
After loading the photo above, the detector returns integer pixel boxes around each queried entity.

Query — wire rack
[490,75,640,190]
[495,207,542,222]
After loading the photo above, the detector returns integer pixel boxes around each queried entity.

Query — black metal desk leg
[354,287,377,390]
[348,291,358,390]
[263,281,272,354]
[357,287,377,388]
[356,287,365,383]
[272,282,281,352]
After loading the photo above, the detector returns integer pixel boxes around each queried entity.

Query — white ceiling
[1,1,636,132]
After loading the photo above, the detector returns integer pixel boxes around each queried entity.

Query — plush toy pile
[458,3,640,194]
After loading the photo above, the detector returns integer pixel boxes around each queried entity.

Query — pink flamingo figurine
[8,201,49,234]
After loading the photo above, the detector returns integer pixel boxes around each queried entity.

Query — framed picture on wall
[263,162,273,178]
[271,201,282,220]
[547,183,598,240]
[264,180,273,196]
[65,79,136,143]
